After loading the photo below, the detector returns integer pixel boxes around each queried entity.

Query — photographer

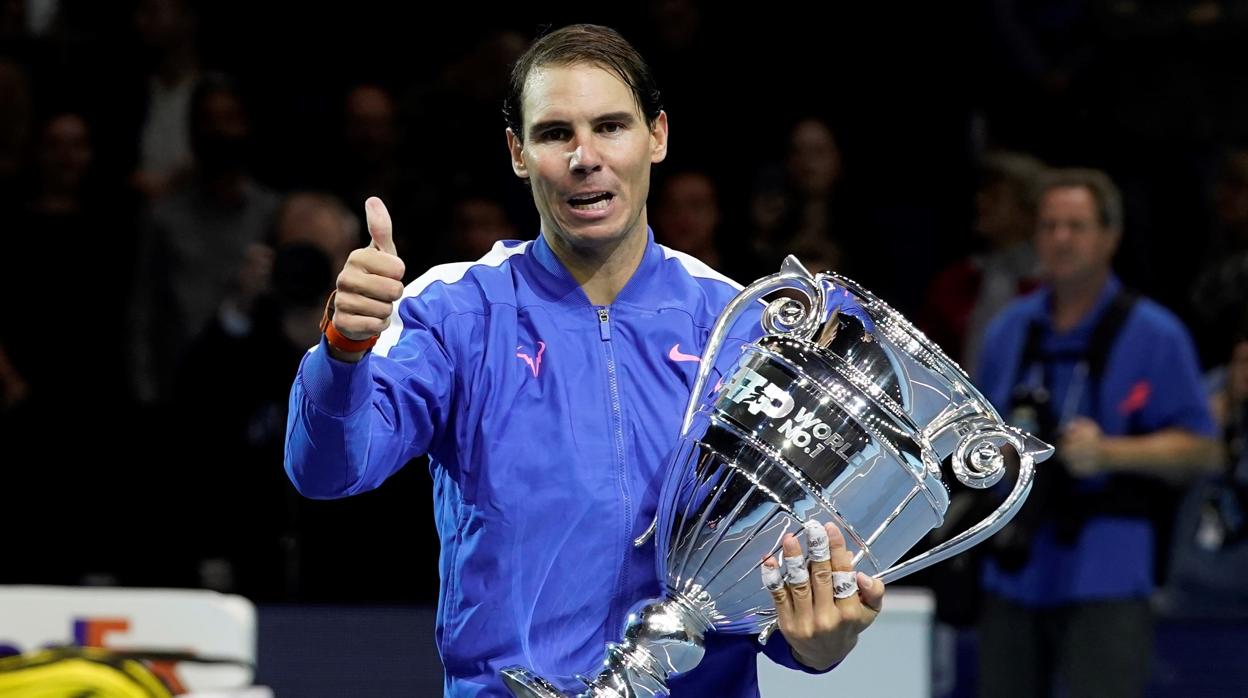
[973,169,1220,698]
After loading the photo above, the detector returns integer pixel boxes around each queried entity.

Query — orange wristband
[320,290,380,353]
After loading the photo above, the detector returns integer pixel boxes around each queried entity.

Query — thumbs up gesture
[328,197,406,356]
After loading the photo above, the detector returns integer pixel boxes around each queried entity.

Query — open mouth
[567,192,615,211]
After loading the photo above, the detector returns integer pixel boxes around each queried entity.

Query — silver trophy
[502,257,1053,698]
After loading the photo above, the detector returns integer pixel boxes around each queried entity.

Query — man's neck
[1050,269,1111,332]
[545,221,649,306]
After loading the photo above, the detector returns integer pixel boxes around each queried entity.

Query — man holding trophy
[286,22,1050,698]
[285,24,884,696]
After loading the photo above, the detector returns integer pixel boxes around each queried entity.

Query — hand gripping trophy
[503,257,1054,698]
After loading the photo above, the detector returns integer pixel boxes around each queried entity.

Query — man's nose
[569,141,602,174]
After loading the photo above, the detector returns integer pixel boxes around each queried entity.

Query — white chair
[0,585,257,692]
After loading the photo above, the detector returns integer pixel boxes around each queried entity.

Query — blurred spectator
[921,151,1045,374]
[745,117,860,280]
[402,28,530,229]
[334,84,400,210]
[653,170,731,273]
[175,190,433,601]
[975,168,1219,698]
[177,243,335,599]
[1162,320,1248,618]
[1191,149,1248,364]
[128,73,279,406]
[273,192,361,280]
[0,109,139,585]
[326,83,429,268]
[5,111,137,399]
[215,191,360,341]
[32,111,93,213]
[129,0,200,200]
[443,193,517,262]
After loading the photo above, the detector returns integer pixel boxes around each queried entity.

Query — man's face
[40,114,92,192]
[787,119,840,197]
[507,63,668,254]
[1035,186,1118,287]
[975,180,1029,243]
[193,90,251,173]
[344,86,397,163]
[276,199,356,273]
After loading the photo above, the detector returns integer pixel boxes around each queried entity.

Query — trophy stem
[500,669,566,698]
[501,596,711,698]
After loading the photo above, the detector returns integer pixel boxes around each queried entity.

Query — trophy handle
[875,427,1051,584]
[682,255,827,437]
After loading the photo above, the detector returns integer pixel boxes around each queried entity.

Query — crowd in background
[0,0,1245,648]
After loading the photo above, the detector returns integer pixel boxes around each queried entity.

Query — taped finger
[783,549,809,586]
[804,520,831,562]
[762,558,784,591]
[832,571,858,599]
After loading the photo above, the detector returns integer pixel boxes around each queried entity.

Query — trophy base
[502,597,709,698]
[501,668,566,698]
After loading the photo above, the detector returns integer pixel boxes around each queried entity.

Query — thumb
[366,196,398,256]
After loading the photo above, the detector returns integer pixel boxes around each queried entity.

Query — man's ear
[650,110,669,164]
[506,128,528,179]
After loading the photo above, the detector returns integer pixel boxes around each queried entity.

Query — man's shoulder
[985,289,1046,337]
[401,240,533,317]
[1121,295,1190,344]
[651,245,758,336]
[656,245,746,301]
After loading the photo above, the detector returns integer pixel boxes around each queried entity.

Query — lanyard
[1026,356,1089,430]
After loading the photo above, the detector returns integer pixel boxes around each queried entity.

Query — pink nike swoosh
[669,344,701,363]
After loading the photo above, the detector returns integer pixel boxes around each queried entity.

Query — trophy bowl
[503,257,1054,698]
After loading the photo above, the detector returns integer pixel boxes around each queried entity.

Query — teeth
[570,196,611,210]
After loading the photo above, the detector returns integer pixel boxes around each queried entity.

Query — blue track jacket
[285,230,826,696]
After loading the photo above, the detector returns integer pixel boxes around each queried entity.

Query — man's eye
[601,122,624,134]
[541,129,569,141]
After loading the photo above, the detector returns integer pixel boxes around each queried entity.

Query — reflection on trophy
[502,257,1054,698]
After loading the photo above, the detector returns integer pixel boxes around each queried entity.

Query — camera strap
[1016,288,1138,426]
[1011,288,1150,541]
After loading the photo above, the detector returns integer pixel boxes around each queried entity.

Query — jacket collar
[525,226,666,308]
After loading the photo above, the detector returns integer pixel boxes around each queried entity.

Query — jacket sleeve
[284,304,455,499]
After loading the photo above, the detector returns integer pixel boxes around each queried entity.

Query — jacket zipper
[597,306,632,637]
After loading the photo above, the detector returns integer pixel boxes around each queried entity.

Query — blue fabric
[286,230,828,696]
[976,276,1215,606]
